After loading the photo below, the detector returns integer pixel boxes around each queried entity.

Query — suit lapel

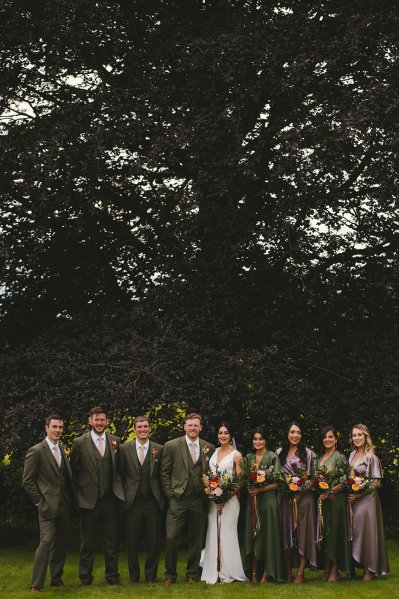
[60,443,73,481]
[149,441,157,476]
[130,440,140,472]
[178,437,189,471]
[199,440,209,471]
[106,433,117,472]
[85,432,97,467]
[42,440,60,475]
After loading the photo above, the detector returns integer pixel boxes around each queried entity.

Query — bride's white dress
[200,449,248,584]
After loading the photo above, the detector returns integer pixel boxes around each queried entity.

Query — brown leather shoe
[30,588,41,592]
[187,577,199,584]
[163,578,174,586]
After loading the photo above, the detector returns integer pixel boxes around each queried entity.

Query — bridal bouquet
[200,468,241,504]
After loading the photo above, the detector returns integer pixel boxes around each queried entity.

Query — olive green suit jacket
[70,431,125,509]
[23,439,74,518]
[119,440,164,510]
[160,436,215,500]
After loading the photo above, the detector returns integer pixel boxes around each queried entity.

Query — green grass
[0,541,397,599]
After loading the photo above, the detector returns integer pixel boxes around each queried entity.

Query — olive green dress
[318,450,353,577]
[243,451,285,581]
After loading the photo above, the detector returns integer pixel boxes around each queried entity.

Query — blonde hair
[350,423,374,455]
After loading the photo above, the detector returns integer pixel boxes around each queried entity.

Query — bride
[201,422,248,584]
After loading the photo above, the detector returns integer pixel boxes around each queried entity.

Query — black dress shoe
[107,579,120,586]
[79,580,92,586]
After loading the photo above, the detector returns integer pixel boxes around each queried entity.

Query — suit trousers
[164,494,206,581]
[79,494,119,584]
[126,494,161,582]
[31,500,70,589]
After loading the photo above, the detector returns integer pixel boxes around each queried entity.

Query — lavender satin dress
[348,451,389,576]
[276,447,317,569]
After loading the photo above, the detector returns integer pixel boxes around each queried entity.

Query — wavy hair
[278,421,307,466]
[349,423,374,455]
[319,424,339,454]
[251,426,268,449]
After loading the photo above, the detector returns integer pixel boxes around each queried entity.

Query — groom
[160,412,215,584]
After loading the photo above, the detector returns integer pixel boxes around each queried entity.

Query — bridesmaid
[243,426,285,583]
[277,421,317,583]
[317,425,353,582]
[348,423,389,580]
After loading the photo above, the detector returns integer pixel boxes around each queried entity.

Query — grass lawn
[0,540,397,599]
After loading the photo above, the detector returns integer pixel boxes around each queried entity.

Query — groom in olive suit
[70,406,125,586]
[119,416,164,582]
[160,412,215,584]
[23,413,75,591]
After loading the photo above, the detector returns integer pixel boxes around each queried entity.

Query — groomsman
[70,406,124,586]
[160,412,215,584]
[119,416,164,582]
[23,413,74,592]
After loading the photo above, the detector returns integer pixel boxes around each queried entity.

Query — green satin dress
[318,450,353,577]
[243,451,285,581]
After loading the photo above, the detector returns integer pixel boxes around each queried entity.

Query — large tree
[1,0,398,335]
[1,1,398,525]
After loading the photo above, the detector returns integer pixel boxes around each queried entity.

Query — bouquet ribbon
[289,496,299,547]
[251,494,261,538]
[348,501,353,541]
[316,495,324,547]
[217,512,222,574]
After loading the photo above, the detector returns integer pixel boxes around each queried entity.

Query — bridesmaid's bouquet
[200,468,241,504]
[343,474,375,495]
[312,463,349,494]
[241,457,280,489]
[279,468,311,498]
[241,457,279,538]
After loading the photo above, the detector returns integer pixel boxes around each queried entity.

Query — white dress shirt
[91,430,106,455]
[185,436,200,461]
[136,439,149,463]
[46,437,61,466]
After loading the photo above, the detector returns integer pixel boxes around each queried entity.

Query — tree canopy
[0,1,398,525]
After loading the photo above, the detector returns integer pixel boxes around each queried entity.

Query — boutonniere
[64,448,71,459]
[152,448,159,462]
[202,446,210,461]
[111,440,118,452]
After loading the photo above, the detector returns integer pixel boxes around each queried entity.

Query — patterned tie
[98,436,105,457]
[139,445,145,465]
[52,444,60,467]
[190,442,197,464]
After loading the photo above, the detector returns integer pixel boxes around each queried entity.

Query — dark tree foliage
[0,1,399,526]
